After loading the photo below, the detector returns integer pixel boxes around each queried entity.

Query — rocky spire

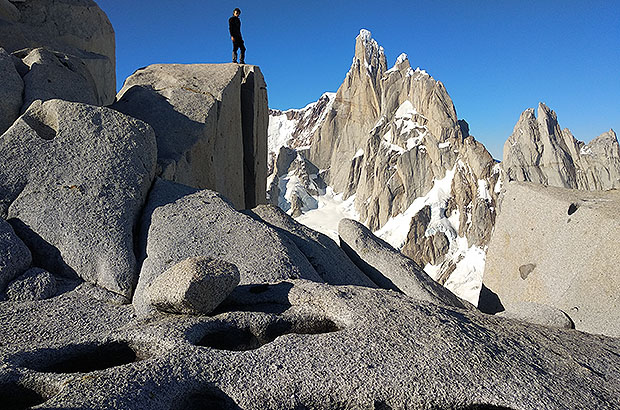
[503,103,620,190]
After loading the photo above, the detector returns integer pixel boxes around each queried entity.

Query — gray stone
[134,178,322,317]
[338,218,471,309]
[503,103,620,190]
[15,47,99,111]
[0,0,19,21]
[0,99,157,300]
[0,47,23,135]
[144,256,240,315]
[495,301,574,330]
[4,267,56,302]
[1,279,620,408]
[0,0,116,105]
[113,63,267,210]
[0,217,31,292]
[483,181,620,337]
[249,204,377,287]
[401,205,450,267]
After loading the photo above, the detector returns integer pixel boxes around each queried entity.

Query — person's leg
[239,41,246,64]
[232,42,239,63]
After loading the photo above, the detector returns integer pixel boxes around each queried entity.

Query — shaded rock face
[2,279,620,409]
[483,181,620,337]
[248,204,376,288]
[503,103,620,190]
[0,217,32,292]
[0,99,157,300]
[135,179,322,317]
[338,218,471,310]
[0,47,23,135]
[113,63,268,209]
[0,0,116,105]
[401,205,450,268]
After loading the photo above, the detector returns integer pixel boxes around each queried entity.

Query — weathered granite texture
[483,181,620,337]
[0,0,116,105]
[1,280,619,409]
[0,99,157,300]
[113,63,267,209]
[135,179,321,317]
[0,217,32,292]
[338,218,471,310]
[144,256,240,315]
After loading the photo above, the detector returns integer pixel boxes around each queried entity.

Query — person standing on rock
[229,8,245,64]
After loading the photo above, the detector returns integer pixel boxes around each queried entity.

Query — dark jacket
[229,16,242,40]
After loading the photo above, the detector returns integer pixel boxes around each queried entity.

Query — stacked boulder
[0,0,116,107]
[113,63,268,210]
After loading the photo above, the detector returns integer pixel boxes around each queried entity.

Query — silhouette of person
[229,8,245,64]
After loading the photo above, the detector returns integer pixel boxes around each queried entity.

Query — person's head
[233,8,241,17]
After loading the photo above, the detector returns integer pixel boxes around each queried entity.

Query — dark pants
[232,39,245,63]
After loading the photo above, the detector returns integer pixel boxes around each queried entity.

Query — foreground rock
[0,99,157,299]
[4,267,57,302]
[483,181,620,337]
[503,103,620,190]
[113,63,268,209]
[338,218,471,309]
[0,217,32,292]
[135,179,321,316]
[145,256,240,316]
[1,280,619,408]
[249,204,376,287]
[495,301,574,330]
[0,0,116,105]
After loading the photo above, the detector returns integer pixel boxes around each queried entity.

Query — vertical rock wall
[113,63,268,210]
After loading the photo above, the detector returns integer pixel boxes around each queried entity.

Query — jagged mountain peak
[504,102,620,190]
[351,29,387,81]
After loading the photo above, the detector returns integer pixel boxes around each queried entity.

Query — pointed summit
[352,29,387,80]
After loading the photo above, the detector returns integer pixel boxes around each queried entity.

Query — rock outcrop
[482,181,620,337]
[2,279,620,409]
[15,47,100,111]
[503,103,620,190]
[113,63,268,210]
[0,99,157,300]
[0,0,116,105]
[3,267,57,302]
[134,179,322,317]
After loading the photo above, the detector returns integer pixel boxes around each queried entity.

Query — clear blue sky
[97,1,619,159]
